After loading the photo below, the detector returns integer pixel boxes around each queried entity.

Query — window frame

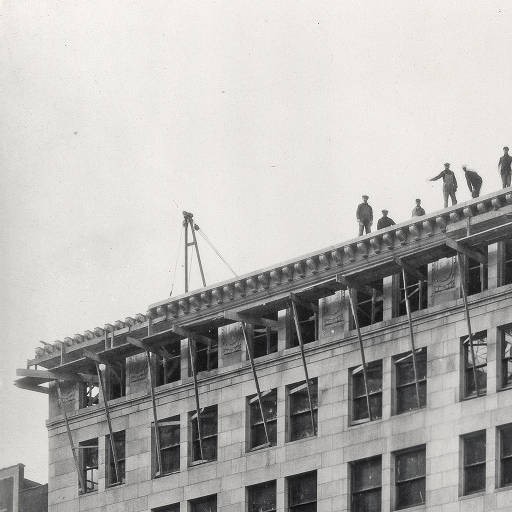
[393,348,427,415]
[189,405,218,464]
[287,471,317,512]
[152,415,180,477]
[350,360,383,424]
[498,324,512,390]
[393,445,426,510]
[251,321,278,359]
[350,281,384,329]
[79,381,99,409]
[393,267,428,318]
[461,430,486,496]
[350,455,382,512]
[287,303,318,348]
[105,430,126,487]
[286,379,318,442]
[155,339,181,387]
[248,388,278,450]
[247,480,277,512]
[79,438,98,494]
[189,494,217,512]
[462,330,487,399]
[498,423,512,488]
[190,331,218,375]
[106,360,126,400]
[463,248,488,296]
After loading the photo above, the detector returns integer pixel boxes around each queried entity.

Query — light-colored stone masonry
[44,240,512,512]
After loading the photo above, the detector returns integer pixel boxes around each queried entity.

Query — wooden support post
[94,362,120,483]
[145,350,163,475]
[56,381,86,494]
[346,287,373,421]
[457,252,480,396]
[240,322,271,447]
[400,267,422,409]
[290,299,316,434]
[188,337,205,461]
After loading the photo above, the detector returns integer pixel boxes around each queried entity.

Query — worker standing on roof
[430,163,457,208]
[499,146,512,188]
[462,166,482,198]
[356,195,373,235]
[377,209,396,229]
[412,198,425,217]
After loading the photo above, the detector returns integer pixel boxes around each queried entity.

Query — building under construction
[15,188,512,511]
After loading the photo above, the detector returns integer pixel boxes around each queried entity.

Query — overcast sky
[2,1,512,483]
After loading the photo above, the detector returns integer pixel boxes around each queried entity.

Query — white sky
[2,1,512,483]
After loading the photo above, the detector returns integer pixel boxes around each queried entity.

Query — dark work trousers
[443,184,457,208]
[502,172,511,188]
[358,221,371,236]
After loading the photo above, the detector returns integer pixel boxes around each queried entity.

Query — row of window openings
[79,379,317,493]
[79,245,512,409]
[147,426,512,512]
[151,471,317,512]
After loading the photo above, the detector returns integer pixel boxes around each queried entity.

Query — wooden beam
[223,310,278,330]
[395,258,427,281]
[445,239,487,264]
[16,368,98,384]
[336,275,380,297]
[14,380,49,394]
[83,349,104,364]
[290,292,319,313]
[171,325,216,346]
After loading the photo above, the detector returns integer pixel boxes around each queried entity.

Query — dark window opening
[351,281,383,329]
[465,248,488,296]
[106,430,126,486]
[396,266,428,317]
[156,339,181,386]
[79,438,98,494]
[288,471,317,512]
[499,324,512,389]
[500,424,512,487]
[106,361,126,400]
[190,494,216,512]
[288,303,318,347]
[249,389,277,449]
[153,415,180,477]
[462,331,487,398]
[351,360,383,423]
[351,455,382,512]
[502,240,512,285]
[151,505,180,512]
[79,382,99,409]
[288,379,318,442]
[192,330,218,374]
[190,405,217,463]
[462,431,486,495]
[248,480,276,512]
[394,348,427,414]
[395,446,426,509]
[252,315,278,358]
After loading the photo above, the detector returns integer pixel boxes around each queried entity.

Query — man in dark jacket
[377,209,396,229]
[412,198,426,216]
[430,163,457,207]
[499,146,512,188]
[463,166,482,198]
[356,195,373,235]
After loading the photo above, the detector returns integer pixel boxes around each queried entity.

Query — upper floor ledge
[26,187,512,367]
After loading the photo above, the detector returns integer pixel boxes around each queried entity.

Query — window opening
[190,494,217,512]
[351,456,382,512]
[462,431,486,495]
[503,240,512,285]
[106,360,126,400]
[500,424,512,487]
[352,281,383,328]
[248,480,276,512]
[396,266,428,317]
[193,329,218,374]
[395,446,426,509]
[79,438,98,494]
[156,339,181,386]
[352,361,382,423]
[80,382,99,409]
[190,405,217,463]
[394,348,427,414]
[249,389,277,449]
[465,248,488,296]
[106,431,125,486]
[288,303,317,347]
[153,416,180,477]
[499,325,512,389]
[288,379,318,441]
[288,471,317,512]
[252,313,278,358]
[463,331,487,398]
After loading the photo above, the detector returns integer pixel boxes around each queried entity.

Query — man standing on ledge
[356,195,373,235]
[430,162,457,208]
[412,198,425,217]
[377,209,396,229]
[463,166,482,198]
[499,146,512,188]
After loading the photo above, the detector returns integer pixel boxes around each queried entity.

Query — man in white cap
[430,162,457,208]
[377,209,396,230]
[356,195,373,235]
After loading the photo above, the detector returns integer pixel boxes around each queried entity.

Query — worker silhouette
[377,209,395,229]
[411,198,425,217]
[430,163,457,208]
[462,166,482,198]
[499,146,512,188]
[356,195,373,235]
